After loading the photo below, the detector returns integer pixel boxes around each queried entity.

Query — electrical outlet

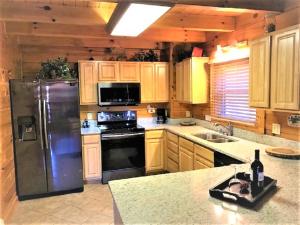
[87,112,93,120]
[185,111,191,118]
[205,115,211,121]
[272,123,281,135]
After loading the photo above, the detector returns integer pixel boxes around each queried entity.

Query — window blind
[211,58,256,123]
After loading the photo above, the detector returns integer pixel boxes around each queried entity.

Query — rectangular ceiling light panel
[110,3,171,37]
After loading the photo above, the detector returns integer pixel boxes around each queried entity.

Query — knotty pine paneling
[0,22,21,222]
[191,7,300,142]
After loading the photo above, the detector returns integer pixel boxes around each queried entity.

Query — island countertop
[109,123,300,225]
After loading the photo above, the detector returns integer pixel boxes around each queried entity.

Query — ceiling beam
[5,22,206,42]
[0,2,232,32]
[103,0,284,12]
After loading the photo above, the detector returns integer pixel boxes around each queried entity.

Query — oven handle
[101,132,145,140]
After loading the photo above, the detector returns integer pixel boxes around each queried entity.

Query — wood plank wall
[0,22,21,222]
[190,7,300,142]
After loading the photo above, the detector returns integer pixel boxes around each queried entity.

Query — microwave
[98,83,141,106]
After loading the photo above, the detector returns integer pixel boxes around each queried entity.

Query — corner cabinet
[141,62,169,103]
[176,57,209,104]
[249,36,271,108]
[249,25,300,111]
[82,135,101,181]
[79,61,98,105]
[145,130,165,172]
[271,26,300,110]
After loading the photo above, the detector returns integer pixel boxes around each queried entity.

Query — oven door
[101,132,145,183]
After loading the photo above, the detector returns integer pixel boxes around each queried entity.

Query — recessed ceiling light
[106,2,173,37]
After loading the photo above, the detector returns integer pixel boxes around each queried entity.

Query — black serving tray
[209,172,277,208]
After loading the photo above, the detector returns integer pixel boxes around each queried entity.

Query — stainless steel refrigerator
[9,79,83,200]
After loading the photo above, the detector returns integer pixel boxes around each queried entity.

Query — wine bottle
[250,149,264,193]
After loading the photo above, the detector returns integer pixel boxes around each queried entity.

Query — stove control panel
[97,111,137,123]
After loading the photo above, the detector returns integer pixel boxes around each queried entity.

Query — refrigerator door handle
[38,99,44,149]
[42,100,49,149]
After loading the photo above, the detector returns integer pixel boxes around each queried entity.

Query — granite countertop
[109,121,300,224]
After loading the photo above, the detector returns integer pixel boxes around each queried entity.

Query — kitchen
[0,0,299,224]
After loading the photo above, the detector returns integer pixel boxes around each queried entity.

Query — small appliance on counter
[156,108,167,124]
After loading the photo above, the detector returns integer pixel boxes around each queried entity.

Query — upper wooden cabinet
[98,61,119,81]
[249,36,271,108]
[140,62,169,103]
[176,57,209,104]
[119,62,140,82]
[249,25,300,111]
[79,61,98,105]
[271,26,300,110]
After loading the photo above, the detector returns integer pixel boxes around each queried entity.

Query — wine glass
[228,164,241,188]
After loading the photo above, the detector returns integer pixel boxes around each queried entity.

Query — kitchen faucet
[214,122,233,136]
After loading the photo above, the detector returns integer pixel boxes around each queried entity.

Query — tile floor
[7,184,114,225]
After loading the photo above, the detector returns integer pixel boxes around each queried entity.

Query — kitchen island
[109,124,300,225]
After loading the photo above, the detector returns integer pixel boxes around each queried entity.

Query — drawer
[167,158,178,173]
[179,138,194,151]
[194,159,210,170]
[194,144,214,162]
[167,149,179,163]
[146,130,164,139]
[167,132,178,144]
[82,135,100,144]
[167,140,178,153]
[179,146,193,157]
[194,155,214,168]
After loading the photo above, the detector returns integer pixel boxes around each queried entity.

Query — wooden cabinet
[249,36,271,108]
[179,137,194,172]
[119,62,140,82]
[145,130,164,172]
[271,26,300,110]
[82,135,101,181]
[166,132,179,172]
[176,62,184,101]
[194,144,214,170]
[141,62,169,103]
[98,61,119,81]
[140,63,155,102]
[79,61,98,105]
[176,57,209,104]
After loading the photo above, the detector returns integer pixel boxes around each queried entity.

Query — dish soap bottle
[250,149,264,194]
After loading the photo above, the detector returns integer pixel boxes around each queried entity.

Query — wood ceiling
[0,0,295,49]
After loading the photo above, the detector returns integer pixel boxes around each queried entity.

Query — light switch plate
[87,112,93,120]
[205,115,212,121]
[185,111,191,118]
[272,123,281,135]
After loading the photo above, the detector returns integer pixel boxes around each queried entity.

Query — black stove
[97,111,145,184]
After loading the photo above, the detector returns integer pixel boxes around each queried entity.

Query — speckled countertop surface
[109,121,300,225]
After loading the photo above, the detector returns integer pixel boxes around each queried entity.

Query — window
[211,58,256,123]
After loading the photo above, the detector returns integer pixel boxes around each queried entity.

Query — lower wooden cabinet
[82,135,101,181]
[145,130,164,172]
[166,132,179,172]
[179,137,194,172]
[194,144,214,169]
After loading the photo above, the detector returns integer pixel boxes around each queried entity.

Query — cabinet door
[140,63,155,103]
[83,143,101,179]
[98,62,119,81]
[176,62,184,101]
[271,27,300,110]
[183,59,191,103]
[79,62,98,105]
[155,63,169,102]
[179,147,193,172]
[119,62,140,82]
[167,158,178,173]
[146,138,164,172]
[249,36,271,108]
[194,159,209,170]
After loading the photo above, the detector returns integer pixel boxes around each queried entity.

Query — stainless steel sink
[192,132,237,143]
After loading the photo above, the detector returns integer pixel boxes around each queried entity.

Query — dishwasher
[214,151,244,167]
